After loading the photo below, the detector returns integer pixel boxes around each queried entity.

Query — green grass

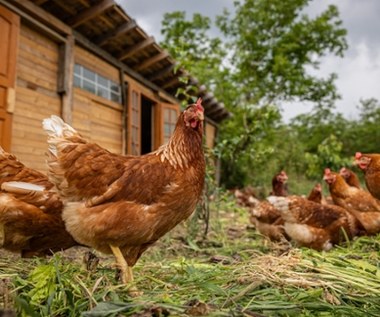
[1,194,380,316]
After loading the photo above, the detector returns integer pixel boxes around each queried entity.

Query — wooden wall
[205,122,217,149]
[9,23,217,173]
[73,46,123,154]
[12,24,60,171]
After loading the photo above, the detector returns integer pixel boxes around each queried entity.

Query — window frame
[73,64,122,104]
[161,103,179,144]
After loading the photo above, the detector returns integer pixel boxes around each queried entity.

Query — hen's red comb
[355,152,362,159]
[324,168,331,175]
[196,98,204,112]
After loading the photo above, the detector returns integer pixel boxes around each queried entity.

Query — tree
[290,103,348,153]
[160,12,236,106]
[342,98,380,155]
[160,0,348,188]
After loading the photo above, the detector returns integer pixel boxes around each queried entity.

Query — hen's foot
[115,268,143,296]
[127,286,143,297]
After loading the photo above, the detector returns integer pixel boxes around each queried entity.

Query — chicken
[269,170,288,196]
[307,183,323,204]
[267,195,360,251]
[233,186,259,209]
[324,168,380,235]
[250,171,289,241]
[0,147,78,257]
[339,167,361,189]
[355,152,380,199]
[249,201,286,241]
[42,99,206,288]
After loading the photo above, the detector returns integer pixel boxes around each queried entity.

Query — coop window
[74,64,121,103]
[163,107,178,144]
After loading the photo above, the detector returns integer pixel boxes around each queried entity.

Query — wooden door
[0,5,19,151]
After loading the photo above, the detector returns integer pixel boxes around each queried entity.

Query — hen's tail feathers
[42,115,79,156]
[1,181,45,194]
[42,115,77,138]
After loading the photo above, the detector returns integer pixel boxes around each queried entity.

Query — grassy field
[0,193,380,316]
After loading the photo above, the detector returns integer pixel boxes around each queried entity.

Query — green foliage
[216,0,347,105]
[304,134,351,178]
[160,11,235,105]
[11,255,97,317]
[341,98,380,155]
[159,0,349,188]
[216,104,281,188]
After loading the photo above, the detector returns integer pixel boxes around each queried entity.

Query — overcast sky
[119,0,380,121]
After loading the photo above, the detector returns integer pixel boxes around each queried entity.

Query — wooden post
[120,70,128,155]
[58,35,74,124]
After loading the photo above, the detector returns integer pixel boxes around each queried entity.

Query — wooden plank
[35,0,50,5]
[18,49,58,72]
[120,70,127,154]
[94,19,137,46]
[11,144,46,156]
[118,36,155,61]
[75,45,120,82]
[12,137,49,149]
[147,64,176,82]
[134,51,169,71]
[17,68,57,91]
[6,0,70,34]
[72,88,122,153]
[16,85,60,103]
[205,123,216,149]
[73,87,122,111]
[20,25,59,52]
[2,0,69,41]
[0,5,19,151]
[59,35,74,124]
[66,0,115,28]
[161,76,179,90]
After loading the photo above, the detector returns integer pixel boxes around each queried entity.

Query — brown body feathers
[43,101,206,267]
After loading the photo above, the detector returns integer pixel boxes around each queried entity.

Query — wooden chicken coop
[0,0,230,172]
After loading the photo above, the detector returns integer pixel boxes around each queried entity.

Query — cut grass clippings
[0,198,379,316]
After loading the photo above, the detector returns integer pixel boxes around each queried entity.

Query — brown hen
[0,147,78,257]
[355,152,380,200]
[250,171,289,241]
[339,167,361,189]
[269,170,288,196]
[324,168,380,235]
[43,99,205,287]
[307,183,323,204]
[267,195,360,251]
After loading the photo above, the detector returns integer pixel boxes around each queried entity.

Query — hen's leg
[109,245,141,296]
[109,245,132,283]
